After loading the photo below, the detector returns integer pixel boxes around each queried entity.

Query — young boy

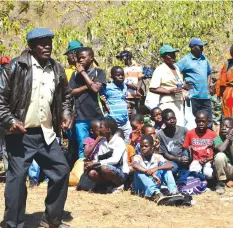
[69,47,106,159]
[214,118,233,194]
[150,107,164,132]
[183,110,217,179]
[102,66,131,139]
[84,120,103,161]
[132,135,177,201]
[129,114,144,147]
[86,119,129,192]
[126,100,135,120]
[135,124,160,155]
[157,109,190,175]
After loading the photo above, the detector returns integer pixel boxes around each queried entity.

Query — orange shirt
[126,144,135,164]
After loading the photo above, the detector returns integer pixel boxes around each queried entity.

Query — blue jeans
[28,160,40,182]
[132,170,177,197]
[75,120,91,159]
[170,150,189,174]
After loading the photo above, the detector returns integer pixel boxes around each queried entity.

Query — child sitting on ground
[135,124,160,155]
[129,114,144,147]
[183,110,217,179]
[69,120,102,186]
[214,117,233,195]
[157,109,190,176]
[115,128,135,189]
[132,135,177,201]
[150,107,164,132]
[126,100,135,120]
[84,120,103,161]
[86,118,129,193]
[115,128,134,173]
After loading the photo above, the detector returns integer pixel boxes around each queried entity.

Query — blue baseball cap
[159,45,179,56]
[64,40,83,55]
[27,28,54,42]
[189,38,207,47]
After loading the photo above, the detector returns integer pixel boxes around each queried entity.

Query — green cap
[159,44,179,56]
[64,40,83,55]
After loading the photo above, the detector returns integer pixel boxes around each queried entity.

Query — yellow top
[65,65,76,82]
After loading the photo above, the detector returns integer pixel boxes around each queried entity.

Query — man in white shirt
[0,28,73,228]
[86,119,129,191]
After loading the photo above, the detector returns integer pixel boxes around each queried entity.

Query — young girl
[132,135,177,201]
[84,119,103,161]
[150,107,164,132]
[129,114,144,147]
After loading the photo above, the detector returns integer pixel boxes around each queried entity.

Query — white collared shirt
[133,153,166,169]
[94,134,129,174]
[24,56,56,145]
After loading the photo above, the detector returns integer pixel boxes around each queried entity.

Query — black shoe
[39,214,70,228]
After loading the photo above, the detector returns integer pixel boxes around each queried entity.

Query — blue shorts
[107,165,128,183]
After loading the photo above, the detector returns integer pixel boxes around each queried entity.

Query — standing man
[117,51,143,111]
[69,47,106,159]
[0,28,73,228]
[177,38,212,128]
[64,40,83,82]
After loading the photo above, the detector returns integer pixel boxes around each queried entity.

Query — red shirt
[183,128,217,161]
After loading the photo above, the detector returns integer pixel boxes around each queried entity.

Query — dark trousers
[191,98,212,128]
[4,129,70,228]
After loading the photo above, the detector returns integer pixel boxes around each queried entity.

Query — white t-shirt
[94,134,129,174]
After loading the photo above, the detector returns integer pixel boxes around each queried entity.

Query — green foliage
[0,1,233,70]
[88,1,233,67]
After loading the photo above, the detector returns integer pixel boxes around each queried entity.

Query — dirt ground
[0,183,233,228]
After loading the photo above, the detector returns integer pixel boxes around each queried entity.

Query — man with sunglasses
[177,38,212,128]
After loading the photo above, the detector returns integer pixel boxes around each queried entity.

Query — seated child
[135,124,160,155]
[69,120,102,186]
[150,107,164,132]
[129,114,144,147]
[86,118,129,192]
[132,135,177,201]
[115,128,135,189]
[183,110,217,179]
[126,100,135,120]
[214,117,233,195]
[84,120,103,161]
[101,66,131,140]
[115,128,134,173]
[157,109,190,175]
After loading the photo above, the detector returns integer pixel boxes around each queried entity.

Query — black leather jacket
[0,50,73,136]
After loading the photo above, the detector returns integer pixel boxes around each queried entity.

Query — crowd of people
[0,27,233,228]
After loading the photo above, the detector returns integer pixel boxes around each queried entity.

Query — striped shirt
[177,53,211,99]
[103,82,128,125]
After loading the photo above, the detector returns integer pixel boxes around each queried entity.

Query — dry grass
[0,183,233,228]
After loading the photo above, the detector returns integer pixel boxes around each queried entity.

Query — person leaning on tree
[0,28,73,228]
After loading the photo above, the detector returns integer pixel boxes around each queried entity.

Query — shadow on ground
[0,211,73,228]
